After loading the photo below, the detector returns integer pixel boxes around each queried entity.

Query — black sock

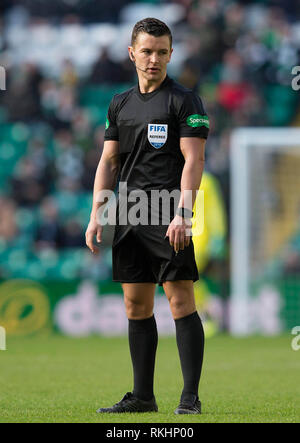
[128,315,158,401]
[175,311,205,399]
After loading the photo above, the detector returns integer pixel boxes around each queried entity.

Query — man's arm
[178,136,206,210]
[86,140,120,254]
[166,137,206,253]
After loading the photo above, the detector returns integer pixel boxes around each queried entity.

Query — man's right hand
[85,218,103,254]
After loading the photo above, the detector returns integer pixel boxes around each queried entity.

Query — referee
[85,18,209,414]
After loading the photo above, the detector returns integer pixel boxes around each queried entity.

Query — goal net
[230,128,300,335]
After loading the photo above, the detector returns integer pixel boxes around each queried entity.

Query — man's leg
[97,282,158,413]
[163,280,205,409]
[123,282,157,401]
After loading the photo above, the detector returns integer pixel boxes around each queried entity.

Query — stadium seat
[120,3,185,25]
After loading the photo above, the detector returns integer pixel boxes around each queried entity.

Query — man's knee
[163,280,196,319]
[123,285,155,320]
[125,296,152,319]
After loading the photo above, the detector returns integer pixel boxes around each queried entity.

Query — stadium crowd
[0,0,299,281]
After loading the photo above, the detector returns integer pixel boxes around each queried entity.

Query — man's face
[129,33,173,81]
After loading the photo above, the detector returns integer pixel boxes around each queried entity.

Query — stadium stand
[0,0,299,281]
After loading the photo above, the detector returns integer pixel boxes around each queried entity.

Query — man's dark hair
[131,18,172,48]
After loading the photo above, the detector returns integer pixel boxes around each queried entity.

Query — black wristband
[176,207,194,219]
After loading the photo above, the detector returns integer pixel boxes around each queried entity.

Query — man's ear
[128,47,135,62]
[168,48,174,63]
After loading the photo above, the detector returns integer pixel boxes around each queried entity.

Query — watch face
[177,208,193,218]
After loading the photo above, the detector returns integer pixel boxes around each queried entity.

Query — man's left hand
[165,215,192,254]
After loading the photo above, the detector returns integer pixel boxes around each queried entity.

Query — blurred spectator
[39,81,78,130]
[53,129,84,190]
[34,197,62,250]
[89,47,133,84]
[2,63,43,122]
[10,156,49,207]
[60,59,79,89]
[178,60,200,91]
[221,2,245,51]
[39,79,61,120]
[217,49,251,112]
[27,136,53,186]
[0,196,18,241]
[54,86,78,129]
[81,147,100,191]
[79,126,104,189]
[71,108,93,152]
[60,218,85,248]
[283,251,300,276]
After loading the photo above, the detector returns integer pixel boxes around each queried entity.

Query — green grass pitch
[0,334,299,423]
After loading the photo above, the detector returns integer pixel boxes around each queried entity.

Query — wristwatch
[176,207,194,219]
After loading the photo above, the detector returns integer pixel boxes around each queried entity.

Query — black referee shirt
[104,75,209,193]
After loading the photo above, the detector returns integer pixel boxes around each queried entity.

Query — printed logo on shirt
[186,114,209,129]
[105,118,110,130]
[148,124,168,149]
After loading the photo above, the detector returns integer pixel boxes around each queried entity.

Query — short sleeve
[177,92,209,139]
[104,97,119,141]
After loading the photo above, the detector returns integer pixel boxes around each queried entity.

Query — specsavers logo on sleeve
[187,114,209,129]
[148,124,168,149]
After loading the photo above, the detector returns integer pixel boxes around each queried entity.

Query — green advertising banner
[0,278,298,336]
[0,279,173,337]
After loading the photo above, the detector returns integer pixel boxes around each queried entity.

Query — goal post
[230,128,300,335]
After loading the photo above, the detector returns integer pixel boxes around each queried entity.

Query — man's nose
[150,52,159,64]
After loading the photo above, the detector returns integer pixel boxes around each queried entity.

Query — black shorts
[112,224,199,286]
